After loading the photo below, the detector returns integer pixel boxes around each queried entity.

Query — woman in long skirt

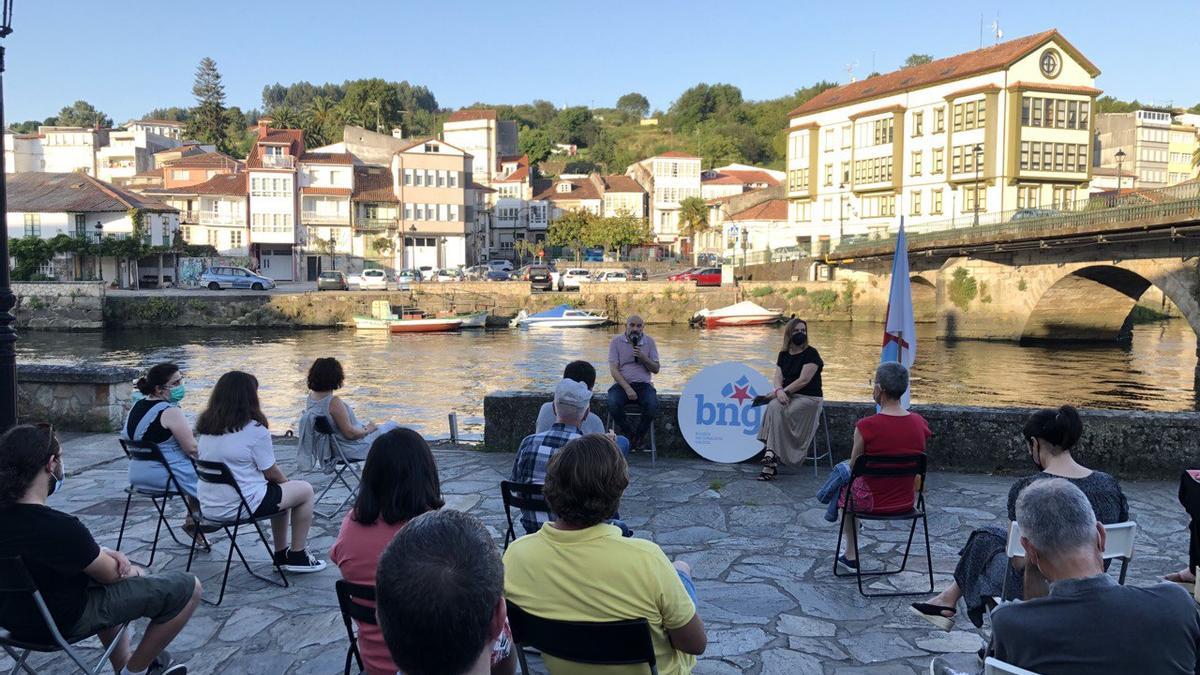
[757,318,825,481]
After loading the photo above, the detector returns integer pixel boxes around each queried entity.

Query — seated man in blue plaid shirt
[511,378,591,535]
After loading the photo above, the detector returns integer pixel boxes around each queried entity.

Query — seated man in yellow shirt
[503,434,706,674]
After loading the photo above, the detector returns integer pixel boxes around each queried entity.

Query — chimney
[391,128,403,140]
[256,117,273,139]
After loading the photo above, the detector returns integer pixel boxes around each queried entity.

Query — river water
[16,320,1198,439]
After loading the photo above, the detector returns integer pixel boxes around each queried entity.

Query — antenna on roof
[846,61,858,84]
[978,13,984,49]
[991,12,1002,45]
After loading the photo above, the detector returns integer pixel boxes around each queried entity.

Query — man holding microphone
[607,314,660,452]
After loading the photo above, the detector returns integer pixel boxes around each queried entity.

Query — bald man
[607,315,660,451]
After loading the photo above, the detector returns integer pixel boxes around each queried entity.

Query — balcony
[199,212,245,226]
[301,210,349,225]
[355,217,398,231]
[259,154,295,169]
[177,210,200,223]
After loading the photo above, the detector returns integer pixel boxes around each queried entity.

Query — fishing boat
[691,301,783,328]
[455,310,489,328]
[388,316,462,333]
[354,300,463,333]
[511,304,609,328]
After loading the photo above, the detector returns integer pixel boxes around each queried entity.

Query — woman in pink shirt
[330,428,514,675]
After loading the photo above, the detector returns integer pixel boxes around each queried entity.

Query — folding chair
[607,404,657,465]
[999,520,1138,600]
[116,439,201,568]
[0,557,130,675]
[833,453,933,597]
[506,600,658,675]
[983,656,1042,675]
[500,481,552,550]
[186,460,289,606]
[311,416,364,520]
[802,406,833,476]
[334,580,375,675]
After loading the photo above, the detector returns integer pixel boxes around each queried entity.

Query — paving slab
[1,435,1185,674]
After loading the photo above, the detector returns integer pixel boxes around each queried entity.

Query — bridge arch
[1020,260,1200,343]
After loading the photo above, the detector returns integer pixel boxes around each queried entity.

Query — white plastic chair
[984,656,1042,675]
[1000,520,1137,600]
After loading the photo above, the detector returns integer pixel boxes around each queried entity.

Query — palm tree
[269,105,301,130]
[303,96,341,147]
[678,196,710,265]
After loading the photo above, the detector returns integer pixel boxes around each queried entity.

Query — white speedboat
[511,304,609,328]
[692,301,783,328]
[456,310,489,329]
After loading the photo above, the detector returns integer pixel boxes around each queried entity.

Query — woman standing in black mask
[756,318,824,481]
[909,405,1129,631]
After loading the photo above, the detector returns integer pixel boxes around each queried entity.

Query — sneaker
[272,549,289,567]
[929,656,966,675]
[836,555,859,571]
[147,651,187,675]
[281,548,327,573]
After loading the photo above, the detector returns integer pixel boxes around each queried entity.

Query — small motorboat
[455,310,489,329]
[692,301,783,328]
[511,304,609,328]
[353,315,393,330]
[354,300,462,333]
[388,317,462,333]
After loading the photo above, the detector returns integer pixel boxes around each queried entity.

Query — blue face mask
[168,384,185,404]
[48,457,65,497]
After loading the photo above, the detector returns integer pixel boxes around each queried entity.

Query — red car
[667,267,700,282]
[670,267,722,286]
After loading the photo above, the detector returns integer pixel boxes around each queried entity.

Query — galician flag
[880,218,916,409]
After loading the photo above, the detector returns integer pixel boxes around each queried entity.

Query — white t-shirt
[197,422,276,521]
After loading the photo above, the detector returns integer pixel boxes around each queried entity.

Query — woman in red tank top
[837,362,931,571]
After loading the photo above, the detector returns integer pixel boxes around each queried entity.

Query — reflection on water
[16,320,1198,439]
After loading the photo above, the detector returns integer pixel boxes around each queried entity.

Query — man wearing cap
[510,379,592,535]
[607,314,660,451]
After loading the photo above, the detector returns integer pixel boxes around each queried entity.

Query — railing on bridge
[738,246,808,267]
[831,181,1200,256]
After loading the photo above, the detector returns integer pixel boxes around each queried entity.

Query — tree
[678,196,710,264]
[143,107,190,122]
[311,233,338,268]
[519,127,554,165]
[1095,96,1141,114]
[10,120,41,134]
[902,53,933,69]
[339,79,402,133]
[301,96,341,147]
[1189,102,1200,114]
[550,106,600,147]
[583,214,652,256]
[55,100,112,128]
[371,237,395,256]
[616,92,650,119]
[186,57,229,153]
[10,236,53,280]
[268,105,302,130]
[223,107,257,159]
[669,83,745,133]
[546,210,594,262]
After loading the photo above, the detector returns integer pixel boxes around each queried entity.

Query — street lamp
[406,224,417,272]
[972,144,983,227]
[838,182,846,243]
[0,1,18,431]
[740,226,749,282]
[1115,148,1127,196]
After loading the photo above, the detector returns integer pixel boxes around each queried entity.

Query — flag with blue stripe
[880,219,916,408]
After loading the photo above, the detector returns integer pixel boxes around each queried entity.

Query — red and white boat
[388,317,463,333]
[692,301,783,328]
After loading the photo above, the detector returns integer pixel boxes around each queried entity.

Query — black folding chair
[334,580,375,675]
[500,481,552,550]
[311,416,364,520]
[832,453,933,597]
[186,460,289,606]
[607,404,657,465]
[0,557,130,675]
[116,439,202,568]
[506,600,657,675]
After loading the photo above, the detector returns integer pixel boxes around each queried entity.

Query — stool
[804,407,833,476]
[607,404,657,466]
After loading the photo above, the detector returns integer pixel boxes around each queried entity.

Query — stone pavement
[3,434,1188,674]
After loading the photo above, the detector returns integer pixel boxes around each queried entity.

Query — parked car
[597,270,629,283]
[200,266,275,291]
[670,267,721,286]
[667,267,701,282]
[486,269,511,282]
[316,270,349,291]
[558,268,592,291]
[486,259,514,272]
[528,264,555,291]
[1010,208,1060,222]
[628,267,648,281]
[418,266,436,281]
[435,268,463,282]
[395,269,420,284]
[514,265,531,281]
[358,268,389,291]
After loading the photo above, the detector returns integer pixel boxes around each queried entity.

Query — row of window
[1019,142,1089,173]
[787,168,810,192]
[250,177,292,197]
[654,187,700,204]
[496,206,548,222]
[404,203,462,222]
[853,156,894,184]
[402,168,463,188]
[951,145,985,175]
[1169,152,1194,165]
[855,117,895,148]
[1016,185,1079,210]
[1139,127,1169,143]
[861,194,896,219]
[250,213,293,232]
[1021,97,1089,130]
[1140,148,1168,163]
[652,160,700,178]
[1141,169,1167,184]
[952,100,987,132]
[604,195,643,214]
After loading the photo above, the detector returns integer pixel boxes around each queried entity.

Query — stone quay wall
[484,390,1200,478]
[14,281,106,330]
[18,363,139,432]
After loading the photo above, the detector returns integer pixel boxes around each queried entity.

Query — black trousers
[1179,470,1200,571]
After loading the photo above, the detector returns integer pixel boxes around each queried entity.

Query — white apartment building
[142,174,250,257]
[5,125,182,184]
[1095,110,1172,188]
[246,120,304,281]
[126,119,187,141]
[97,128,181,185]
[786,29,1100,251]
[490,155,549,256]
[626,151,702,250]
[442,109,517,189]
[299,151,355,274]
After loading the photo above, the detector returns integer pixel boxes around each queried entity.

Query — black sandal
[757,465,778,481]
[183,521,212,552]
[760,449,778,466]
[909,602,956,631]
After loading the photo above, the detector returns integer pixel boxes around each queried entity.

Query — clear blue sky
[7,0,1199,123]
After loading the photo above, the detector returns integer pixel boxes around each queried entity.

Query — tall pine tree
[186,57,229,153]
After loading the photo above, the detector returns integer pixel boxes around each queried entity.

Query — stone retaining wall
[14,281,106,330]
[18,363,139,432]
[483,390,1200,478]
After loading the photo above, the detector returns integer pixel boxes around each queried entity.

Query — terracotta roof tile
[791,29,1098,118]
[447,109,498,123]
[8,172,178,212]
[246,128,305,169]
[141,173,248,197]
[352,166,398,202]
[163,152,240,170]
[301,186,352,196]
[600,175,645,193]
[730,198,788,222]
[702,173,744,186]
[300,151,354,165]
[656,150,700,159]
[719,169,781,187]
[533,180,601,202]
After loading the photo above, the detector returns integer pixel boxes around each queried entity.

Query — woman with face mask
[910,405,1129,632]
[756,318,825,481]
[124,362,207,549]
